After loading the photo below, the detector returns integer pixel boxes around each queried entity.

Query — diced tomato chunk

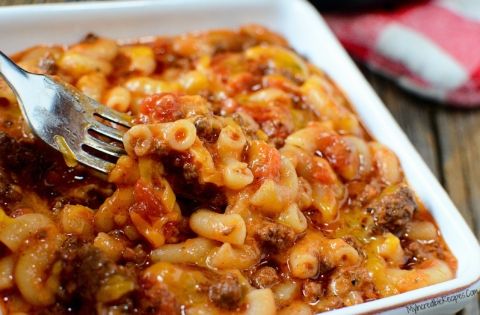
[316,133,358,180]
[242,106,274,123]
[249,141,281,181]
[139,93,183,123]
[130,180,165,218]
[311,157,336,185]
[228,72,260,94]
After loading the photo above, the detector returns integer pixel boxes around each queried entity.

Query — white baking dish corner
[0,0,479,314]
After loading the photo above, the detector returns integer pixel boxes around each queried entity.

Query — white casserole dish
[0,0,479,314]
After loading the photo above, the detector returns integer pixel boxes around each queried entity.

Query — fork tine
[83,134,126,158]
[89,121,125,142]
[92,104,133,128]
[75,150,116,174]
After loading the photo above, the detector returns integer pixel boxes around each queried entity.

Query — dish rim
[0,0,479,314]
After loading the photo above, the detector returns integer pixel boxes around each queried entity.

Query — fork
[0,51,133,173]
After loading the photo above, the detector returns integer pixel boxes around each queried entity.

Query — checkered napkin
[324,0,480,107]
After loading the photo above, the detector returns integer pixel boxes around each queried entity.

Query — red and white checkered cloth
[324,0,480,107]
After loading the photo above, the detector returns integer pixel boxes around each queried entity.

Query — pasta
[119,45,156,76]
[406,221,438,241]
[189,209,247,245]
[93,232,126,262]
[244,288,276,315]
[222,159,254,190]
[14,235,63,306]
[103,86,132,112]
[385,259,454,293]
[164,119,197,151]
[75,72,107,101]
[151,237,218,266]
[0,256,14,291]
[59,204,95,239]
[277,203,308,233]
[70,36,119,61]
[58,51,112,76]
[122,124,153,156]
[0,25,456,314]
[217,125,247,159]
[277,301,313,315]
[207,243,260,270]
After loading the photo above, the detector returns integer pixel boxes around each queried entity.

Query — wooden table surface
[1,0,479,314]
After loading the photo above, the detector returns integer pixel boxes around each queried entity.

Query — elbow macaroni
[165,119,197,151]
[151,237,218,266]
[207,243,260,269]
[190,209,246,245]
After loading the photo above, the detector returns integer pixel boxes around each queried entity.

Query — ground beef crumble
[208,274,244,310]
[368,185,418,235]
[250,266,279,289]
[253,220,296,252]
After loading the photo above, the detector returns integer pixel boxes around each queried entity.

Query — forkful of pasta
[0,51,133,173]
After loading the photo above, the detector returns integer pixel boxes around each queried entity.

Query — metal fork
[0,51,133,173]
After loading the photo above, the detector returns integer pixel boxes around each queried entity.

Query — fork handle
[0,51,30,93]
